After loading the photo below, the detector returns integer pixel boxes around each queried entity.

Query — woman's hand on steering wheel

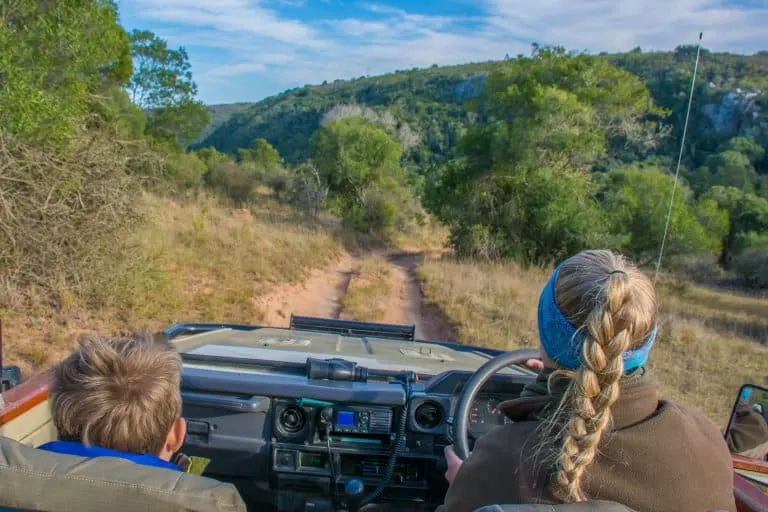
[444,356,543,483]
[443,445,463,484]
[525,358,544,370]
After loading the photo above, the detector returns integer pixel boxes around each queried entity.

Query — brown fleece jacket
[442,376,736,512]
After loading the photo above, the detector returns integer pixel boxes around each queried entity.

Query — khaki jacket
[443,375,736,512]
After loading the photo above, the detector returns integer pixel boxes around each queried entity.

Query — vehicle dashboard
[168,321,536,512]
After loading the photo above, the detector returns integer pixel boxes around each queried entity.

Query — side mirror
[725,384,768,461]
[1,365,22,392]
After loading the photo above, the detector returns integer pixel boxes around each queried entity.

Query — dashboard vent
[414,401,443,430]
[279,405,307,433]
[275,402,310,441]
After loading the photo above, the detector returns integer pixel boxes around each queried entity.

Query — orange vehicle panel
[0,370,53,426]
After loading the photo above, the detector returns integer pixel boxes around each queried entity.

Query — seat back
[0,436,246,512]
[473,502,636,512]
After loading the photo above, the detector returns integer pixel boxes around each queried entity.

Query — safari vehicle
[0,315,766,512]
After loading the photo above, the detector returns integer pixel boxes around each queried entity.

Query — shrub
[205,161,260,206]
[733,231,768,254]
[162,151,207,191]
[287,164,328,216]
[449,224,503,260]
[672,254,726,284]
[733,249,768,289]
[265,167,292,200]
[0,132,143,304]
[342,188,398,235]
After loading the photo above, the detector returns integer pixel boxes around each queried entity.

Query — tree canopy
[425,48,660,265]
[128,29,210,148]
[0,0,132,146]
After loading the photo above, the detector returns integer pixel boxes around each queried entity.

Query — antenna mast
[654,32,703,285]
[0,319,4,410]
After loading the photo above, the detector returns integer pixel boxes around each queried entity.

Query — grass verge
[340,257,394,322]
[2,192,343,378]
[417,257,768,426]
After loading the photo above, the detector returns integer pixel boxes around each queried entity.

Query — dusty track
[385,252,456,341]
[255,250,456,341]
[254,253,356,327]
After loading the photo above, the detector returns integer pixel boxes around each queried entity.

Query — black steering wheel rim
[453,349,540,460]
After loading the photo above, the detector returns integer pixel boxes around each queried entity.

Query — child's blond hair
[50,334,182,455]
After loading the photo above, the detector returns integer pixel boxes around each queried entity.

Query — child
[38,334,188,471]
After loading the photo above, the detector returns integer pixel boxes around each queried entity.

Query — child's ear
[165,417,187,455]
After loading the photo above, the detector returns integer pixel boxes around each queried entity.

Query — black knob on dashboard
[344,478,365,512]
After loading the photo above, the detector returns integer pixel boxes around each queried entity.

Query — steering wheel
[452,349,540,460]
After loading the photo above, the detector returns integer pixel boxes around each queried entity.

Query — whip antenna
[654,32,703,285]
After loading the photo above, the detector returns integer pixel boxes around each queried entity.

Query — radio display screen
[336,410,355,426]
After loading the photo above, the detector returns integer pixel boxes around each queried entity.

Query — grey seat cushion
[473,503,636,512]
[0,436,246,512]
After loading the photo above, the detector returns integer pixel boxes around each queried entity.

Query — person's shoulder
[660,400,723,434]
[653,400,733,456]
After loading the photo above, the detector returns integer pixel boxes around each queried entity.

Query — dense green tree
[600,166,725,264]
[239,138,282,170]
[0,0,132,146]
[310,116,420,234]
[127,30,210,147]
[698,150,758,193]
[701,186,768,267]
[128,29,196,109]
[733,249,768,289]
[723,137,766,165]
[310,117,405,208]
[195,147,231,171]
[426,47,658,265]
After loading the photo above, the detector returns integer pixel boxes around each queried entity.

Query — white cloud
[489,0,768,52]
[135,0,325,48]
[208,62,267,78]
[125,0,768,103]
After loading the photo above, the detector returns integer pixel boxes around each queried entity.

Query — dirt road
[255,250,456,342]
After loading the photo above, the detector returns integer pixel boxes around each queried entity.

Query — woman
[442,250,736,512]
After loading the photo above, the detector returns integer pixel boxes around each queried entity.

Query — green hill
[194,61,492,168]
[195,47,768,174]
[195,102,255,143]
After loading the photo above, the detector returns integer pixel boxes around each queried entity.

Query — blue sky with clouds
[117,0,768,105]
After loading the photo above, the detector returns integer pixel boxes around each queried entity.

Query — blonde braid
[536,250,657,503]
[551,272,632,501]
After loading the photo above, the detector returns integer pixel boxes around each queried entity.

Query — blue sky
[117,0,768,105]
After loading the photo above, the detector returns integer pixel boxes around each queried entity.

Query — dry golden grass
[340,257,394,322]
[418,257,768,426]
[390,218,451,257]
[1,192,343,379]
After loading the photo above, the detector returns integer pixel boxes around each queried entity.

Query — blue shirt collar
[37,440,181,472]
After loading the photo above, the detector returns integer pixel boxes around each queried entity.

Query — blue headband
[537,262,657,371]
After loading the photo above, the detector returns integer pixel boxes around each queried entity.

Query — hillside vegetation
[197,46,768,287]
[196,103,255,143]
[197,48,768,175]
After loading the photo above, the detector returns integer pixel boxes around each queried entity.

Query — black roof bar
[289,314,415,341]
